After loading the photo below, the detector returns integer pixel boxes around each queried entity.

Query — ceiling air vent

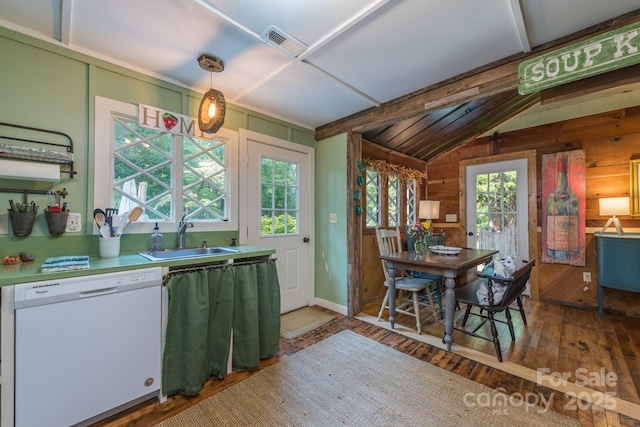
[261,25,307,58]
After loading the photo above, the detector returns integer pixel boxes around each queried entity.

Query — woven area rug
[156,330,580,427]
[279,306,335,339]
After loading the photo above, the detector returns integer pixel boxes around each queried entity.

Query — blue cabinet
[596,233,640,317]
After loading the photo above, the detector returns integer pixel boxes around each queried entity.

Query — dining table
[380,247,498,351]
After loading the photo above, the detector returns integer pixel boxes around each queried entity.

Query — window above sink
[94,97,239,236]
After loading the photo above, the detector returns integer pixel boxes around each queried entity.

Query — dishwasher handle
[79,287,118,298]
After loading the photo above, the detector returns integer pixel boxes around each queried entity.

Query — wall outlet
[583,272,592,283]
[0,212,8,235]
[329,213,338,223]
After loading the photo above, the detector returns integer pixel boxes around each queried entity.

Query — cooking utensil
[118,206,143,236]
[111,214,120,236]
[93,208,106,219]
[94,212,106,230]
[47,190,60,208]
[100,224,111,238]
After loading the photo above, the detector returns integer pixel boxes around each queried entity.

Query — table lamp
[599,197,629,236]
[419,200,440,229]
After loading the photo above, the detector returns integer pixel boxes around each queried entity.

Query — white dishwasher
[13,267,163,427]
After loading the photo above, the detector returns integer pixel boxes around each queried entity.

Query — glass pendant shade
[198,88,226,134]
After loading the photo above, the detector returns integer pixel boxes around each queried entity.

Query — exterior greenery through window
[475,170,517,232]
[365,169,380,227]
[387,175,399,226]
[406,179,417,225]
[261,156,299,235]
[112,115,229,221]
[363,158,424,229]
[365,169,417,228]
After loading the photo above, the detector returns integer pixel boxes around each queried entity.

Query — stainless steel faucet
[177,215,194,248]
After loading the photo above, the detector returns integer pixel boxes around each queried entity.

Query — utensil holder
[8,210,37,237]
[45,210,69,235]
[99,236,120,258]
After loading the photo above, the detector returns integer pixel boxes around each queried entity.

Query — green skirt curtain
[232,262,281,371]
[162,261,280,397]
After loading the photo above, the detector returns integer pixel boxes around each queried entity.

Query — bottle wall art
[541,149,586,266]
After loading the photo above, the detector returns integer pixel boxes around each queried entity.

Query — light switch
[445,214,457,222]
[329,213,338,223]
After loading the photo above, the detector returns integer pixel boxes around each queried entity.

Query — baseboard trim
[311,298,347,316]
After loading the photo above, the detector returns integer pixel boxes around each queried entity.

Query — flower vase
[414,240,427,256]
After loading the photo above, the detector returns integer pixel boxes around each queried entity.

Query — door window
[466,159,529,260]
[261,157,299,236]
[475,169,518,256]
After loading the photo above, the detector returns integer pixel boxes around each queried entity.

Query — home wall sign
[518,21,640,95]
[138,104,216,140]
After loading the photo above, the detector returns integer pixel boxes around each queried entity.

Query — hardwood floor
[94,298,640,426]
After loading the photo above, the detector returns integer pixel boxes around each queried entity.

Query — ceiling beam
[509,0,531,52]
[315,9,640,141]
[540,62,640,105]
[58,0,72,44]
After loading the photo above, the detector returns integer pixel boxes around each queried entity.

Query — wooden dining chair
[375,227,439,334]
[404,224,444,318]
[454,258,535,362]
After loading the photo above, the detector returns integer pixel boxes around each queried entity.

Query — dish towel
[41,255,90,273]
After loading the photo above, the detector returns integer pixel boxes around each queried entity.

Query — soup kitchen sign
[519,21,640,94]
[138,104,217,139]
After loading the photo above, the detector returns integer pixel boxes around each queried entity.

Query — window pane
[476,171,517,235]
[406,179,417,225]
[365,170,380,227]
[388,175,399,226]
[261,159,273,183]
[286,211,297,233]
[261,184,273,209]
[274,160,286,185]
[113,116,172,221]
[182,136,228,221]
[287,187,297,210]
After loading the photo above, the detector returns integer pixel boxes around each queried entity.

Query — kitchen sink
[138,247,239,261]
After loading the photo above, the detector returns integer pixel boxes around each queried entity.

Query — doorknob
[467,232,474,236]
[303,237,310,243]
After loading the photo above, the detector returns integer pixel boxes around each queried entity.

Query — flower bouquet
[407,222,432,255]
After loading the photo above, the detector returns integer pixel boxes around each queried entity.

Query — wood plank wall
[426,106,640,315]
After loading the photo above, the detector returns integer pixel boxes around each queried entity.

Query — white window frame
[94,96,238,235]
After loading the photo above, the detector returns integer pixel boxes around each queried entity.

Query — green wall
[315,134,348,306]
[0,27,315,259]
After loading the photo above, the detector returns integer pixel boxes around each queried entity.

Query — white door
[465,159,530,292]
[239,129,314,313]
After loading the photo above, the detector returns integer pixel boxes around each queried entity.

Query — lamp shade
[419,200,440,220]
[599,197,630,216]
[198,88,226,134]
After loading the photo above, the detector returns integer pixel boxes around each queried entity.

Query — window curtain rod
[164,255,277,282]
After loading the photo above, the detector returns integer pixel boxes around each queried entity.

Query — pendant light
[197,54,226,134]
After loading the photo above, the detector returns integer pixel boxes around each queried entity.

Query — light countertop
[0,245,275,287]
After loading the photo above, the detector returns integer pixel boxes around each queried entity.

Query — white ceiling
[1,0,640,131]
